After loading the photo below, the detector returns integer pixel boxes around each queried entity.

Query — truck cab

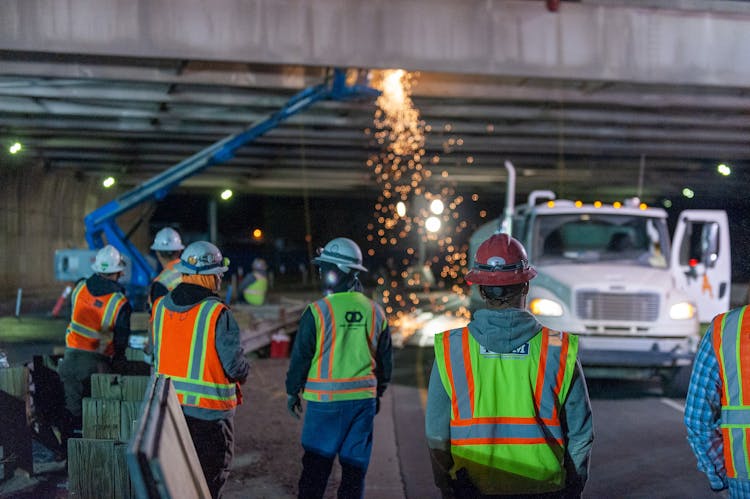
[470,191,730,396]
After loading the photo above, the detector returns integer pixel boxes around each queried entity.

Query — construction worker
[425,233,594,498]
[684,306,750,497]
[148,227,185,307]
[285,237,393,499]
[59,244,131,440]
[150,240,249,499]
[240,257,269,305]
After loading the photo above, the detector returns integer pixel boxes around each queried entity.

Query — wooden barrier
[127,375,210,498]
[68,374,150,498]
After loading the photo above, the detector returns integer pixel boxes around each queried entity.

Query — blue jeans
[299,398,376,499]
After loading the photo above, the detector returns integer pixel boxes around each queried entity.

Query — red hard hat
[466,233,537,286]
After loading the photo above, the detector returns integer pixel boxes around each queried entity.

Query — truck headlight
[529,298,563,317]
[669,302,696,320]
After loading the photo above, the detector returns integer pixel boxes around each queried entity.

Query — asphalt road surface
[391,345,726,499]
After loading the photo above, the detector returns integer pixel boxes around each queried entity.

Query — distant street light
[717,163,731,176]
[9,142,22,154]
[102,176,116,188]
[220,189,233,200]
[682,188,695,199]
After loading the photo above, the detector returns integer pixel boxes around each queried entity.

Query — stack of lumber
[0,366,32,481]
[232,297,306,353]
[67,373,149,499]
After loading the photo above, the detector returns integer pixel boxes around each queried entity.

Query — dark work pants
[58,348,110,443]
[298,450,367,499]
[184,414,234,499]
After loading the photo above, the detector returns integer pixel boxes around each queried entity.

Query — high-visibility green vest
[242,273,268,305]
[302,292,387,402]
[434,325,578,495]
[711,305,750,479]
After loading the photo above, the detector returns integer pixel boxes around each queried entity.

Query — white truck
[469,162,731,396]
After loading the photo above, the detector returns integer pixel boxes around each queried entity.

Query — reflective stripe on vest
[302,292,386,402]
[434,326,577,494]
[152,298,238,411]
[66,280,126,354]
[712,306,750,479]
[155,261,182,291]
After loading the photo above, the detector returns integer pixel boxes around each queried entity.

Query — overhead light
[220,189,233,200]
[425,216,441,233]
[429,199,444,215]
[663,199,672,208]
[9,142,22,154]
[717,163,731,176]
[682,188,695,199]
[102,176,116,188]
[252,228,263,240]
[396,201,406,217]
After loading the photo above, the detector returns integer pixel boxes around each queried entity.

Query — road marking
[660,397,685,413]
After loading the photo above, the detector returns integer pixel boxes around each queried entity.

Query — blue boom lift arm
[83,68,380,301]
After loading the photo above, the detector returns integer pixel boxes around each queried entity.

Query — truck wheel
[661,364,693,398]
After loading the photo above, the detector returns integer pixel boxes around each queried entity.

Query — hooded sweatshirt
[425,307,594,491]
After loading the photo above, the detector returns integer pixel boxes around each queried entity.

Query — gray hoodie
[425,307,594,493]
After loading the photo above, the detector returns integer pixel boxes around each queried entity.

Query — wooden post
[91,374,150,401]
[68,439,132,499]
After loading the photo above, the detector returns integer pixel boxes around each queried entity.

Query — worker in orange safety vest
[151,240,249,499]
[59,244,132,442]
[425,234,594,498]
[147,226,185,308]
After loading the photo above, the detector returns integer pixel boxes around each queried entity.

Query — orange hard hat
[465,233,537,286]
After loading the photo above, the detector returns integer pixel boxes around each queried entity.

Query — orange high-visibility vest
[302,292,388,402]
[151,296,238,411]
[434,326,578,495]
[711,306,750,479]
[65,280,128,356]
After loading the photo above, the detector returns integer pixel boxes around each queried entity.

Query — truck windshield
[531,213,670,268]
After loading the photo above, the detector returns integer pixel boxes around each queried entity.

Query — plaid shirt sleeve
[684,326,728,491]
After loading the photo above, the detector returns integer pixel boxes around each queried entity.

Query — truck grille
[575,290,660,321]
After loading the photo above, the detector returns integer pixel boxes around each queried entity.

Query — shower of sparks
[365,69,474,339]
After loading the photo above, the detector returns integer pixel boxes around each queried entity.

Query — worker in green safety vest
[240,258,269,305]
[426,233,594,498]
[285,237,393,499]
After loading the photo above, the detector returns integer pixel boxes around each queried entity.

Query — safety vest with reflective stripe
[152,296,238,412]
[711,305,750,479]
[65,280,127,356]
[434,326,578,495]
[242,273,268,305]
[148,259,182,307]
[302,292,387,402]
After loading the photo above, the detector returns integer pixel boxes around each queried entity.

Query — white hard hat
[150,227,185,251]
[313,237,368,273]
[174,241,229,275]
[91,245,126,273]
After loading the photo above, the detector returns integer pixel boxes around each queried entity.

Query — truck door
[670,210,731,322]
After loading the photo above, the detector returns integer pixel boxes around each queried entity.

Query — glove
[287,394,302,419]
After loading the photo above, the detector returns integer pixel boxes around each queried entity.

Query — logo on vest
[480,342,529,358]
[345,311,363,323]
